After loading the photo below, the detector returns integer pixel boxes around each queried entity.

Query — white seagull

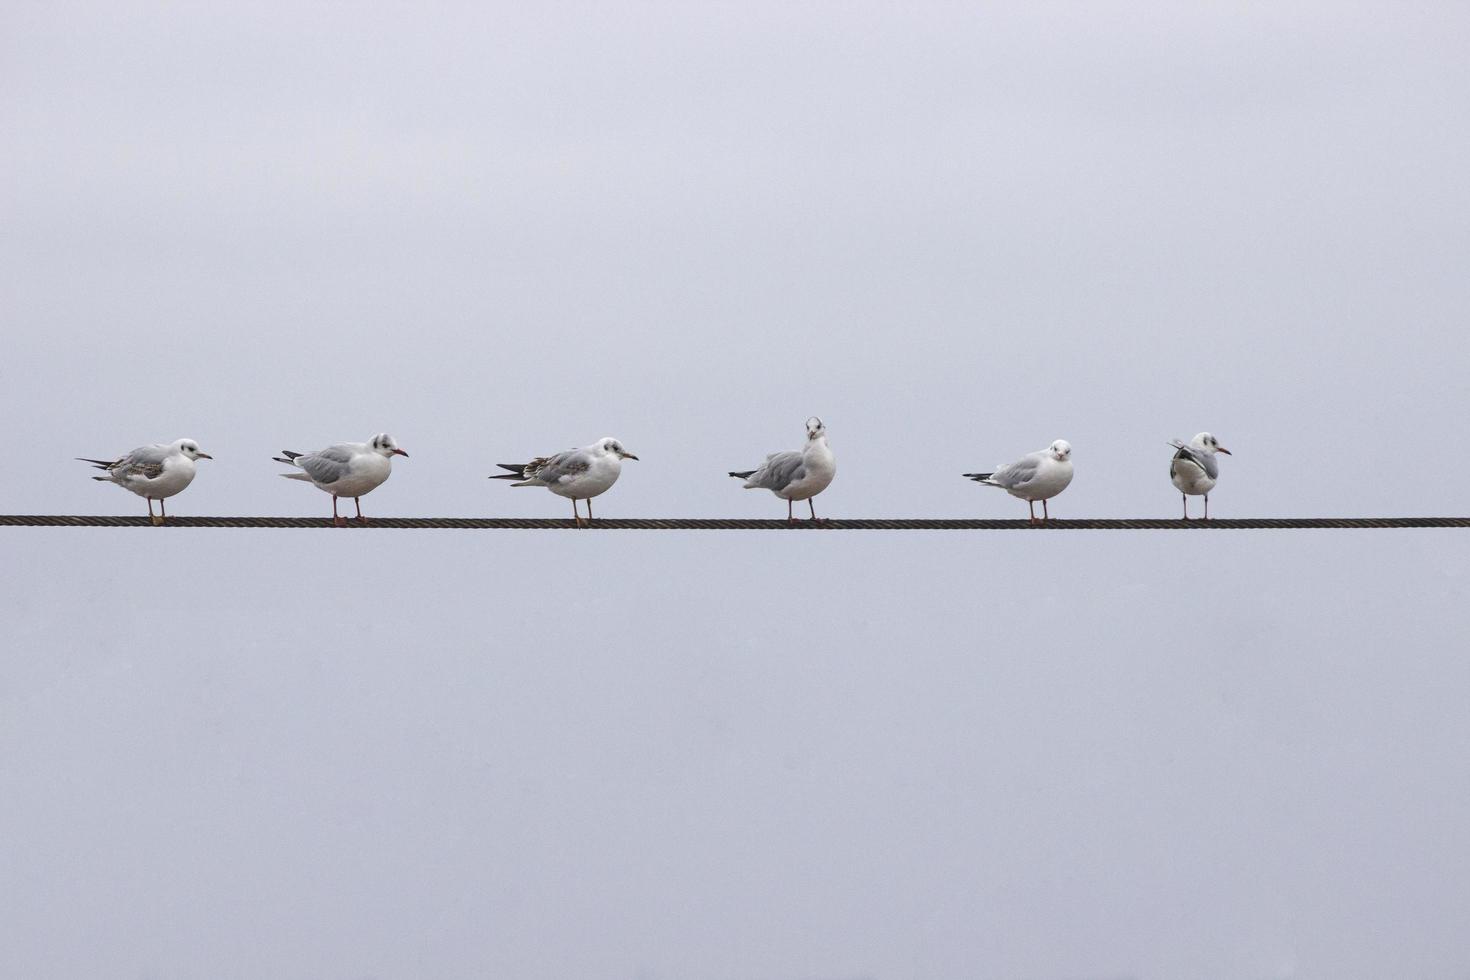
[1169,432,1231,520]
[78,438,213,525]
[964,439,1074,523]
[274,433,409,526]
[729,416,837,523]
[491,437,639,527]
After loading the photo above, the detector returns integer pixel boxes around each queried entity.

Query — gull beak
[619,451,639,461]
[393,448,410,457]
[1216,447,1232,455]
[195,452,213,459]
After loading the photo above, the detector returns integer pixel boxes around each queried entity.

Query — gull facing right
[1169,432,1231,520]
[491,437,639,527]
[77,438,213,525]
[964,439,1074,522]
[273,433,408,526]
[729,416,837,523]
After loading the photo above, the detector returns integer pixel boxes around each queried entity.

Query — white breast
[326,453,393,497]
[123,456,197,499]
[778,443,836,501]
[1008,459,1073,502]
[549,456,621,499]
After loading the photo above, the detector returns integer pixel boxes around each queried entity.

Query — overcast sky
[3,3,1469,979]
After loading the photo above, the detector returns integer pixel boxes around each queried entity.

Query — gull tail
[275,451,313,479]
[963,472,996,483]
[728,469,756,480]
[490,463,529,481]
[76,457,117,470]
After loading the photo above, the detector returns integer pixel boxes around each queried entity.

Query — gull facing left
[274,433,408,526]
[78,438,213,525]
[491,437,639,527]
[1169,432,1231,520]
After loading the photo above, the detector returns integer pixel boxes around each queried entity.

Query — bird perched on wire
[964,439,1074,523]
[1169,432,1231,520]
[729,416,837,524]
[273,434,408,527]
[78,438,213,525]
[491,437,639,528]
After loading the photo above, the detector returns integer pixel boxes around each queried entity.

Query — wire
[2,516,1467,530]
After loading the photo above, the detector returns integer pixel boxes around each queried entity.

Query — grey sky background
[2,3,1468,979]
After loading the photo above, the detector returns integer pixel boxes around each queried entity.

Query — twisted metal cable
[1,515,1467,529]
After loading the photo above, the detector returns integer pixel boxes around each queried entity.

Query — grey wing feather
[298,444,354,484]
[747,450,804,491]
[990,454,1042,490]
[1170,442,1217,480]
[113,444,171,480]
[530,449,592,485]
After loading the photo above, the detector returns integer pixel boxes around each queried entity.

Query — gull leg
[1028,500,1037,524]
[1182,494,1190,521]
[355,496,368,525]
[787,499,797,525]
[1042,498,1050,522]
[587,497,593,525]
[1204,494,1210,521]
[332,495,346,528]
[148,498,162,527]
[572,498,585,529]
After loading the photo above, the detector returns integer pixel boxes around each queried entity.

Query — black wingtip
[76,457,114,469]
[490,463,527,481]
[729,470,755,479]
[963,472,993,482]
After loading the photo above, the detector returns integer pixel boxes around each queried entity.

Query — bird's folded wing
[749,451,803,491]
[116,444,171,480]
[1171,444,1216,479]
[993,455,1041,489]
[299,445,354,484]
[533,450,592,485]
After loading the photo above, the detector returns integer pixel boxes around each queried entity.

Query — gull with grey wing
[1169,432,1231,520]
[274,433,408,526]
[491,437,639,527]
[964,439,1074,522]
[729,417,836,523]
[78,438,213,525]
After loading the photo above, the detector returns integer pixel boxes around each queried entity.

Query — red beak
[1216,447,1232,455]
[393,448,409,457]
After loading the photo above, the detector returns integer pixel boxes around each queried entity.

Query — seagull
[491,437,639,527]
[78,438,213,525]
[273,433,408,526]
[964,439,1074,523]
[1169,432,1231,520]
[729,416,837,523]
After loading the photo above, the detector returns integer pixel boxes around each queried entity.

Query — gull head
[805,416,827,441]
[175,438,212,460]
[1048,439,1072,461]
[598,437,639,461]
[371,433,409,457]
[1193,432,1231,456]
